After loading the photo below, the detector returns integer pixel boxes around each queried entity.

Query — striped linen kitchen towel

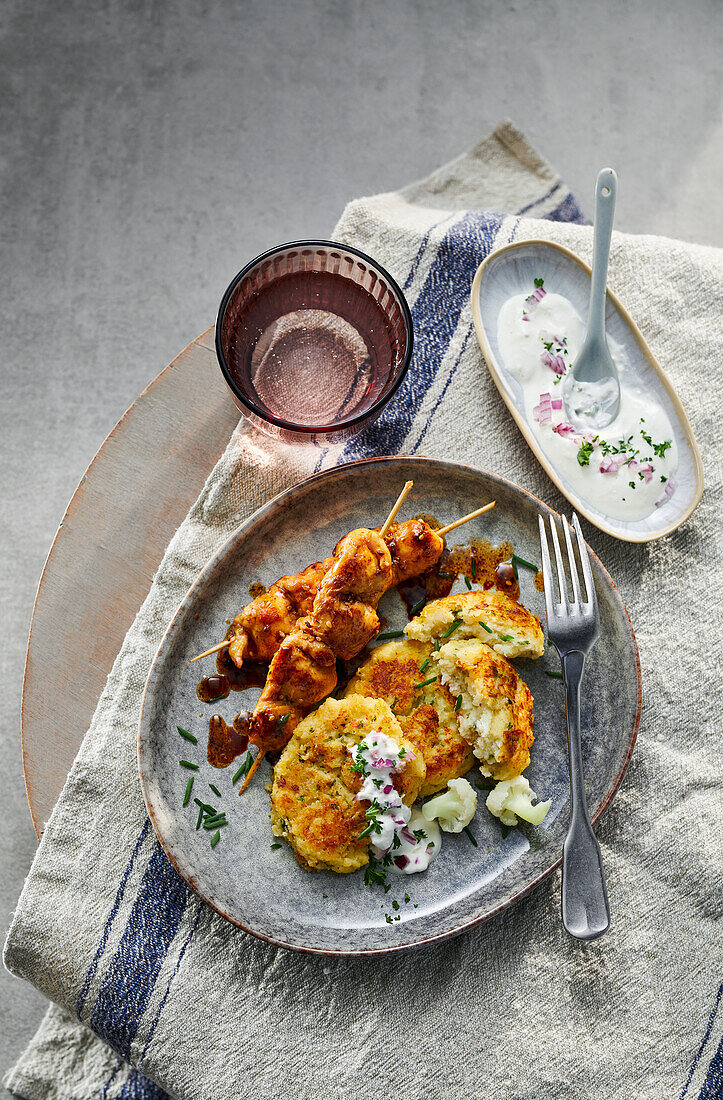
[5,121,722,1100]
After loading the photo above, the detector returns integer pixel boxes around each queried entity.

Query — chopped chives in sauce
[512,554,540,573]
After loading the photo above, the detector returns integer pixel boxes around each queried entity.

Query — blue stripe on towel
[77,819,152,1019]
[118,1069,170,1099]
[340,209,504,462]
[138,902,203,1065]
[90,843,190,1059]
[699,1033,723,1099]
[515,181,562,216]
[680,983,723,1099]
[547,192,587,224]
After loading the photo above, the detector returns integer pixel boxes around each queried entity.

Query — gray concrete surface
[1,0,721,1088]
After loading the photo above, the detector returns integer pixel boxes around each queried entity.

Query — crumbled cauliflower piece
[421,777,477,833]
[485,775,551,827]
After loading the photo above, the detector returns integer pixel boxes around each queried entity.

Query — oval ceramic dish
[471,240,703,542]
[138,457,640,955]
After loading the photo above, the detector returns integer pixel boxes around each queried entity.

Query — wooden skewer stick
[436,500,496,537]
[378,480,414,539]
[189,639,229,663]
[238,749,265,794]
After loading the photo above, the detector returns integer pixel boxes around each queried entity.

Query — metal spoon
[563,169,621,431]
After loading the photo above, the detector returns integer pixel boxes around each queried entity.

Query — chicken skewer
[190,497,495,668]
[239,520,449,792]
[190,482,414,668]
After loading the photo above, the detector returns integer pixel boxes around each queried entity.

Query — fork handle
[561,651,611,940]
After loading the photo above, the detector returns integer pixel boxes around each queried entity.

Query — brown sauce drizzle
[398,536,521,615]
[207,712,250,768]
[197,647,268,702]
[196,675,231,703]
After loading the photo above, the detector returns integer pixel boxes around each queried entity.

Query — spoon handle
[587,168,617,345]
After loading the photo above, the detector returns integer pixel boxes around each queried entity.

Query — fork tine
[548,516,569,609]
[572,513,597,611]
[562,515,582,605]
[538,514,556,624]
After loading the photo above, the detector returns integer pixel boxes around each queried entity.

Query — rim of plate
[471,239,704,543]
[138,455,642,956]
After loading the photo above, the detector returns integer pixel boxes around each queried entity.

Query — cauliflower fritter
[405,590,544,660]
[435,637,535,780]
[269,695,426,873]
[343,639,476,797]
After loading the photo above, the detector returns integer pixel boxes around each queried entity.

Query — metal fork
[538,512,610,940]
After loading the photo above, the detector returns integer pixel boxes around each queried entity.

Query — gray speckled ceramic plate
[138,457,640,955]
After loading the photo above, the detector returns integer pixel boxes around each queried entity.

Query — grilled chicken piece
[227,559,331,666]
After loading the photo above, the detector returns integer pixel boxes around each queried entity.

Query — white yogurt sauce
[352,731,441,875]
[496,281,678,521]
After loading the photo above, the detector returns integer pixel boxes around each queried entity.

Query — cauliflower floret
[486,775,551,827]
[421,777,477,833]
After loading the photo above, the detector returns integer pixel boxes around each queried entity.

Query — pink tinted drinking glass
[215,241,413,444]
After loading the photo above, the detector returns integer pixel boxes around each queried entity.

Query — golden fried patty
[269,695,426,874]
[435,638,534,780]
[343,639,475,797]
[405,590,545,660]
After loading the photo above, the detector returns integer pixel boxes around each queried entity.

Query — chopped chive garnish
[440,618,463,639]
[500,634,513,642]
[177,726,197,744]
[377,630,405,640]
[418,656,432,674]
[276,713,289,728]
[209,783,221,798]
[464,575,472,590]
[470,557,477,580]
[437,571,453,579]
[410,596,427,617]
[193,797,217,813]
[270,843,282,850]
[179,760,199,771]
[232,754,254,784]
[413,675,437,689]
[210,830,221,848]
[478,621,493,633]
[512,554,540,573]
[454,694,462,712]
[433,639,440,651]
[463,826,478,847]
[545,670,563,679]
[195,805,204,830]
[203,817,228,830]
[182,777,194,806]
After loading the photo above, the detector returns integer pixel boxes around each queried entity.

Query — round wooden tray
[21,328,239,839]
